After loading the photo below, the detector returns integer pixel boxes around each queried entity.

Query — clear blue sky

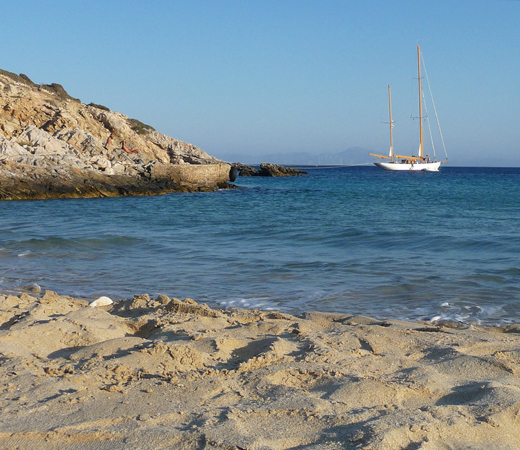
[2,0,519,166]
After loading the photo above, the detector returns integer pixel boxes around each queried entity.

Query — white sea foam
[219,297,278,311]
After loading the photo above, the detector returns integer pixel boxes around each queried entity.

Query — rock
[112,163,126,175]
[22,283,42,294]
[90,155,111,171]
[97,111,128,135]
[233,162,307,177]
[232,163,259,176]
[17,124,71,155]
[156,294,171,305]
[0,135,26,158]
[258,163,307,176]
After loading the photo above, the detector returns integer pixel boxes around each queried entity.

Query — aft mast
[388,85,394,161]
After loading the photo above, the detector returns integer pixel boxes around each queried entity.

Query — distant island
[217,147,373,167]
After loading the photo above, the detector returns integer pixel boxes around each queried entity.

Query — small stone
[350,430,364,442]
[23,284,41,294]
[89,296,113,307]
[156,294,170,304]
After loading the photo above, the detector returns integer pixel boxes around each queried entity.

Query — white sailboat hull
[374,161,441,172]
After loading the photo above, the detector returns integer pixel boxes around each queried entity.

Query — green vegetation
[18,140,36,147]
[87,103,110,112]
[0,69,79,102]
[41,83,80,102]
[128,118,155,135]
[0,69,37,87]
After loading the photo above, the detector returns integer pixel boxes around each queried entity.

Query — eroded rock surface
[0,70,231,199]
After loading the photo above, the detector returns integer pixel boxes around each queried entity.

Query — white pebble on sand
[89,296,113,307]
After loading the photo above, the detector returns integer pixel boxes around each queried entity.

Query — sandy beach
[1,291,520,449]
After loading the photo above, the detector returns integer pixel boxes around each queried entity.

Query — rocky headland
[0,70,233,200]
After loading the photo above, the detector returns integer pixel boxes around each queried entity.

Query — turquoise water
[1,166,519,325]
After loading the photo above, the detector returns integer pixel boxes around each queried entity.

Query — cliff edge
[0,70,232,200]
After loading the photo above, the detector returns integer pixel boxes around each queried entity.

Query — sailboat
[370,45,448,171]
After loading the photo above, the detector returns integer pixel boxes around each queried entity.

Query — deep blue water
[1,166,519,325]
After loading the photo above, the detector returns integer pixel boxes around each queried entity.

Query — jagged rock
[0,135,25,158]
[111,163,126,175]
[97,110,132,137]
[90,155,111,171]
[233,162,307,177]
[232,162,259,176]
[17,124,73,155]
[52,128,104,155]
[0,69,232,200]
[258,163,307,176]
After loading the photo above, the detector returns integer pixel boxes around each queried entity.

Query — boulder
[17,124,72,155]
[0,135,27,159]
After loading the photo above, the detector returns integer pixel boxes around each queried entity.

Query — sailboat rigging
[370,45,448,171]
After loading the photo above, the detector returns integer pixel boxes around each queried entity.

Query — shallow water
[1,166,519,325]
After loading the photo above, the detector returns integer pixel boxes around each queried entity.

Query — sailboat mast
[388,85,394,160]
[417,45,424,159]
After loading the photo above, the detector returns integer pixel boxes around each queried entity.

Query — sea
[1,166,519,326]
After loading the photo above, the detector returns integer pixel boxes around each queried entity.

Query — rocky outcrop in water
[233,162,307,177]
[0,69,232,200]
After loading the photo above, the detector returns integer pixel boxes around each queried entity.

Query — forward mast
[418,45,424,161]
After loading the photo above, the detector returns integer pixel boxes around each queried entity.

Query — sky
[2,0,519,166]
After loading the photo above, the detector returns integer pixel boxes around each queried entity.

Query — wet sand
[1,291,520,449]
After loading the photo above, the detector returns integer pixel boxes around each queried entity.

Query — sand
[1,291,520,449]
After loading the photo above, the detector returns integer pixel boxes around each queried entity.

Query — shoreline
[1,285,516,331]
[2,291,520,449]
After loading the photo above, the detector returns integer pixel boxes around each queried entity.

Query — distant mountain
[218,147,373,166]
